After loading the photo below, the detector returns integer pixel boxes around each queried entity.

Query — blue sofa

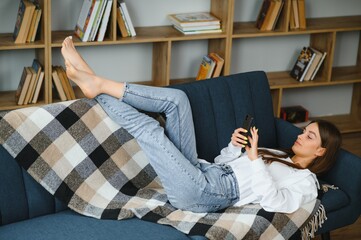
[1,71,360,239]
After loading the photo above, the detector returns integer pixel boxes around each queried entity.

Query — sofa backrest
[171,71,278,162]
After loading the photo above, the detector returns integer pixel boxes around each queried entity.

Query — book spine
[75,0,94,40]
[97,0,113,41]
[90,0,107,41]
[310,52,327,80]
[299,49,316,82]
[119,2,136,36]
[83,0,101,41]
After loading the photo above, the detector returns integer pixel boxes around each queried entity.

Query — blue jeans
[96,84,239,212]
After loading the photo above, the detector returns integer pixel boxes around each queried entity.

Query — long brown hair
[259,120,342,176]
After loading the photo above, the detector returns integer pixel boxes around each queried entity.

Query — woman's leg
[64,60,197,163]
[121,83,198,163]
[96,93,239,212]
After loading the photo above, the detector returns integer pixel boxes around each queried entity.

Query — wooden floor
[314,132,361,239]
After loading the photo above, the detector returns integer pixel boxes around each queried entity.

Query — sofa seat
[0,209,205,240]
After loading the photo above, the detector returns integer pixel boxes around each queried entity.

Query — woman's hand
[245,127,259,160]
[231,128,248,148]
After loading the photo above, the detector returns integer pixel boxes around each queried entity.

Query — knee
[169,89,189,105]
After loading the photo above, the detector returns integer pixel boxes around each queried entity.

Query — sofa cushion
[0,210,199,240]
[170,71,277,162]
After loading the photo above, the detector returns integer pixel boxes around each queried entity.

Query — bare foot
[61,36,95,75]
[65,60,101,99]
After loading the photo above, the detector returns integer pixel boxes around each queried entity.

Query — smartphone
[240,114,254,151]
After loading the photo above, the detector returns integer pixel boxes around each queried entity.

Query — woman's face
[292,122,326,160]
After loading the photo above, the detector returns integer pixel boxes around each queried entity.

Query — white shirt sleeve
[214,142,245,164]
[250,158,318,213]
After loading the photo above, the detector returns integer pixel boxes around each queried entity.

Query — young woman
[61,36,342,214]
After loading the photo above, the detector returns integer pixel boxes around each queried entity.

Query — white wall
[1,0,360,117]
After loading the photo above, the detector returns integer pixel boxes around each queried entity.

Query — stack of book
[15,59,44,105]
[168,12,221,35]
[75,0,113,42]
[289,0,306,30]
[290,46,327,82]
[116,0,136,37]
[52,66,76,101]
[13,0,42,44]
[196,53,224,80]
[255,0,284,31]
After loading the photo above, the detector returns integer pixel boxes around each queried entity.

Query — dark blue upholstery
[1,71,360,239]
[171,71,278,162]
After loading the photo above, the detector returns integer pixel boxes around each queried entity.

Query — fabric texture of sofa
[1,71,360,240]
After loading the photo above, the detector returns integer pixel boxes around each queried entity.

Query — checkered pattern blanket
[0,99,325,240]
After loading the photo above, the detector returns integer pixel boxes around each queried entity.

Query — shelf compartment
[232,16,361,38]
[311,114,361,134]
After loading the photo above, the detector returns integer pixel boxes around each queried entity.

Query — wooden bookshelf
[0,0,361,135]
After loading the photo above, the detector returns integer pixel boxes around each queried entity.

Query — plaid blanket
[0,99,326,240]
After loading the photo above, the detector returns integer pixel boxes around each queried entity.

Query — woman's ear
[315,147,326,157]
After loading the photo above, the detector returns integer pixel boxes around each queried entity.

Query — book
[29,7,42,42]
[196,55,215,80]
[290,0,299,29]
[23,67,37,105]
[303,47,323,81]
[16,67,32,105]
[56,66,76,100]
[173,24,221,32]
[168,12,220,28]
[173,25,222,35]
[90,0,107,41]
[256,0,272,29]
[259,0,284,31]
[116,0,129,37]
[75,0,101,42]
[118,0,136,37]
[290,47,316,82]
[52,69,67,101]
[310,52,327,80]
[280,105,309,123]
[208,52,224,78]
[31,71,44,103]
[297,0,306,29]
[97,0,113,41]
[26,0,41,42]
[25,59,42,103]
[13,0,36,44]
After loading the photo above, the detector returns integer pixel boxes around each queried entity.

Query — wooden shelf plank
[267,71,361,89]
[332,66,361,82]
[0,91,45,111]
[51,27,227,47]
[0,33,45,50]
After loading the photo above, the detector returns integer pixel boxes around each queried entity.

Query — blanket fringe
[301,204,327,240]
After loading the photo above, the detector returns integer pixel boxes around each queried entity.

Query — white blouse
[214,143,319,213]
